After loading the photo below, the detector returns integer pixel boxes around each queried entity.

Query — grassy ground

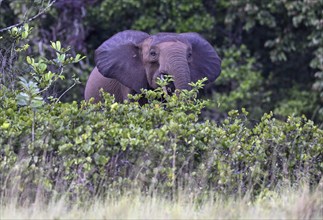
[1,186,322,219]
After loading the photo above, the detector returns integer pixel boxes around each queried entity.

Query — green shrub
[0,6,321,203]
[274,86,318,119]
[205,45,267,120]
[0,81,322,201]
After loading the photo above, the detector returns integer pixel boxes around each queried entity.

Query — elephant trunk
[163,51,191,91]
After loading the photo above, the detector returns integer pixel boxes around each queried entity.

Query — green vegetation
[0,1,322,219]
[1,0,322,123]
[1,79,322,204]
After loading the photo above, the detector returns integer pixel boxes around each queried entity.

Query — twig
[56,82,77,103]
[32,110,35,145]
[0,0,57,33]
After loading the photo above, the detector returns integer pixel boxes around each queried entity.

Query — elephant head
[84,30,221,102]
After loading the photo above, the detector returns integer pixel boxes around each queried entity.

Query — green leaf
[58,75,65,80]
[30,96,43,109]
[18,76,28,85]
[16,92,29,106]
[44,71,54,81]
[1,122,10,130]
[58,53,65,63]
[21,31,28,39]
[38,63,47,73]
[26,56,33,64]
[23,23,29,31]
[51,41,56,49]
[56,41,61,51]
[75,54,81,61]
[97,155,109,165]
[12,27,18,33]
[59,143,73,152]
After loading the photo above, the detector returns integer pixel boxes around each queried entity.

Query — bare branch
[0,0,57,33]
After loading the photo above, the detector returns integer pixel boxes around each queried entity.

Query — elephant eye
[187,52,192,59]
[150,50,157,57]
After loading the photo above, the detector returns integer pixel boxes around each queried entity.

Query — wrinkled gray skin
[84,30,221,103]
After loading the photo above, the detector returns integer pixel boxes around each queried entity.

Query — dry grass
[1,185,322,220]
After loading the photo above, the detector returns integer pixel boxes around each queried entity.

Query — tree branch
[0,0,57,33]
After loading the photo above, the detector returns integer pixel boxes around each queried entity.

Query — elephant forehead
[157,41,188,50]
[142,37,153,47]
[142,39,189,56]
[151,33,189,45]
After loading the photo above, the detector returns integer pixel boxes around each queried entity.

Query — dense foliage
[0,0,322,123]
[1,83,322,200]
[0,0,322,205]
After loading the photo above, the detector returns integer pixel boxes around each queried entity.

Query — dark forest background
[1,0,322,124]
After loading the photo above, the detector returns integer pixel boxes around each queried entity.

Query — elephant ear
[180,33,221,83]
[95,30,150,93]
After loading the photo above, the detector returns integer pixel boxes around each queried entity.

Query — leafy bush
[274,86,319,119]
[1,81,322,202]
[3,1,322,122]
[205,45,267,120]
[0,2,322,205]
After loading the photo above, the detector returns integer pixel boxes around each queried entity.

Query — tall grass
[1,184,322,219]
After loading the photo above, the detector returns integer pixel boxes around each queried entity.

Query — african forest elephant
[84,30,221,103]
